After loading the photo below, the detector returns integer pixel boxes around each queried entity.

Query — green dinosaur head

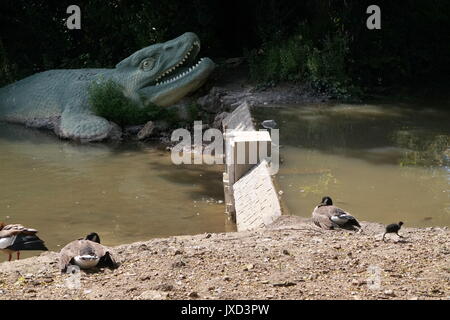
[114,32,215,107]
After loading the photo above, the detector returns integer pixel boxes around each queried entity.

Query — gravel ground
[0,216,448,300]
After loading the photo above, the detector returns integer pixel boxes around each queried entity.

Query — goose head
[85,232,101,244]
[320,196,333,206]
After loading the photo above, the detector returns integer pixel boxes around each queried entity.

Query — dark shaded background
[1,0,449,90]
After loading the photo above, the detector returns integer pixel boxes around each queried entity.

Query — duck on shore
[312,196,361,231]
[59,232,118,272]
[0,222,48,261]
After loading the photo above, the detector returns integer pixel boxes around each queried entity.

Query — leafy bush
[247,31,358,99]
[88,80,178,127]
[307,35,348,90]
[247,35,309,83]
[187,102,212,123]
[0,39,16,87]
[187,102,200,122]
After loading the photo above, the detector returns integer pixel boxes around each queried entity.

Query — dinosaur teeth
[155,42,204,84]
[155,56,205,86]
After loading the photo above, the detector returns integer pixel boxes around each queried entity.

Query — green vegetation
[0,38,15,87]
[186,102,212,124]
[88,80,178,127]
[247,31,360,98]
[1,1,449,96]
[247,35,309,83]
[299,170,337,196]
[394,131,449,166]
[187,102,201,122]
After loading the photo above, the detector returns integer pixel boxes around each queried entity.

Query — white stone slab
[222,102,254,131]
[233,160,282,231]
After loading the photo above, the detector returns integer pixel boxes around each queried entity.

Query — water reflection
[0,124,230,261]
[253,103,450,227]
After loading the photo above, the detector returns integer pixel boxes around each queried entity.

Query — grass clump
[247,34,309,83]
[247,30,360,99]
[88,80,178,127]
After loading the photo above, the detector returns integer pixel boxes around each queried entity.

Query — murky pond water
[254,102,450,227]
[1,101,449,262]
[0,125,230,261]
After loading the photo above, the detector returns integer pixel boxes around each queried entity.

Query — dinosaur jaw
[138,36,215,107]
[142,57,215,107]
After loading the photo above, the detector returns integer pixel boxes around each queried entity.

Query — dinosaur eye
[141,57,155,71]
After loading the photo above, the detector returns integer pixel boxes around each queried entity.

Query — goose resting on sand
[312,196,361,231]
[0,223,48,261]
[59,232,118,272]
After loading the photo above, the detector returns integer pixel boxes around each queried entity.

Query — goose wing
[0,224,38,238]
[312,205,336,229]
[6,233,47,251]
[1,224,44,250]
[84,242,118,269]
[312,206,360,230]
[329,207,361,230]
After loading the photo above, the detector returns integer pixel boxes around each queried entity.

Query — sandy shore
[0,216,448,300]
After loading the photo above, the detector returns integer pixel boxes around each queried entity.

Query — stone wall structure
[221,102,282,231]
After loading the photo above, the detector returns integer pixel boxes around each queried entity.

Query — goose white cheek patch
[73,255,100,269]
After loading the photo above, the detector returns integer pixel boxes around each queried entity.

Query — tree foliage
[1,0,449,91]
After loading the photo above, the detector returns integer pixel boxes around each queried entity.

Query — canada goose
[312,196,361,230]
[383,222,404,241]
[59,232,118,272]
[0,222,48,261]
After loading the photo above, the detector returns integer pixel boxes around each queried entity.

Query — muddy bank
[0,216,448,300]
[189,60,327,125]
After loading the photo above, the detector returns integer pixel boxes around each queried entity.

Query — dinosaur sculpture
[0,32,215,142]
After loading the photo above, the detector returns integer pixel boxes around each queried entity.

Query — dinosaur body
[0,32,215,142]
